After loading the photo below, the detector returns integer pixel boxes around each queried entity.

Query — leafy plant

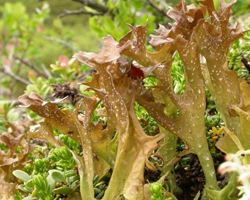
[0,2,50,98]
[12,146,81,199]
[89,0,157,40]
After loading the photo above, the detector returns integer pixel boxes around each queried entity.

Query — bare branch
[147,0,168,17]
[58,8,103,18]
[13,55,49,78]
[43,36,79,52]
[0,66,30,85]
[72,0,109,13]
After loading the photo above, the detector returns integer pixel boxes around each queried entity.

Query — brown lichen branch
[121,12,219,190]
[74,35,166,199]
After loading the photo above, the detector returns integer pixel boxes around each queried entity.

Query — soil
[175,152,226,200]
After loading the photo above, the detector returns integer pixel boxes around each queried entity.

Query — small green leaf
[50,64,59,70]
[18,184,32,193]
[94,187,102,194]
[95,190,105,199]
[3,103,9,112]
[13,170,31,182]
[50,170,64,182]
[22,197,37,200]
[103,16,116,33]
[65,169,77,177]
[7,108,20,123]
[33,174,48,191]
[26,84,39,94]
[132,1,144,10]
[47,174,56,193]
[25,179,34,188]
[107,1,115,9]
[53,187,72,195]
[150,182,162,194]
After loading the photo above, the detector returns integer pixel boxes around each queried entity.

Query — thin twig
[72,0,109,13]
[13,55,49,78]
[78,69,96,83]
[58,8,103,18]
[41,64,52,78]
[12,34,33,91]
[0,66,30,85]
[8,37,19,96]
[43,36,79,52]
[147,0,168,17]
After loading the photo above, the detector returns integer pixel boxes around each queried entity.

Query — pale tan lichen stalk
[74,36,165,199]
[193,0,245,136]
[118,3,219,191]
[136,38,218,190]
[79,86,118,168]
[174,37,219,190]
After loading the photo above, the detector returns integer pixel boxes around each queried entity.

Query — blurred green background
[0,0,101,98]
[0,0,100,65]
